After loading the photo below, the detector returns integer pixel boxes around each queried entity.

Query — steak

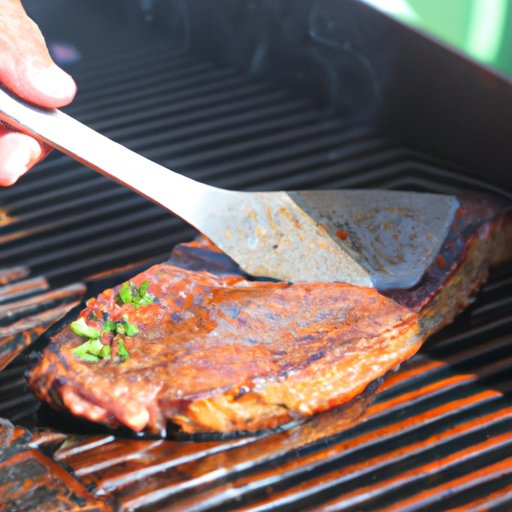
[28,194,512,435]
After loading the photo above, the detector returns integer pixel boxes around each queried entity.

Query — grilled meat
[28,194,512,434]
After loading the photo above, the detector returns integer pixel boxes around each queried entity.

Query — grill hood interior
[28,0,512,194]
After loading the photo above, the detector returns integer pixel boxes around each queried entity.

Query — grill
[1,1,512,510]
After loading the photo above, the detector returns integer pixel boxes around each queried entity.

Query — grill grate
[0,33,511,512]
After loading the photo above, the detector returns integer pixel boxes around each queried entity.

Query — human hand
[0,0,76,186]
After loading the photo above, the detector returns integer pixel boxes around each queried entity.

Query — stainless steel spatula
[0,88,458,289]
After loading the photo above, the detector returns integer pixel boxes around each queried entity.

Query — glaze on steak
[28,194,512,434]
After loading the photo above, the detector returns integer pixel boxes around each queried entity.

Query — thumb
[0,0,76,108]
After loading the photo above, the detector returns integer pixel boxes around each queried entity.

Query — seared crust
[28,195,512,434]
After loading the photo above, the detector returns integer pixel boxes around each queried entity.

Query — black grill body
[0,1,511,510]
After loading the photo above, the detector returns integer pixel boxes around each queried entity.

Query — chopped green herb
[117,338,130,360]
[74,352,101,363]
[116,280,154,308]
[121,315,139,336]
[72,337,106,362]
[118,281,133,305]
[138,280,149,296]
[103,319,117,333]
[69,301,140,363]
[136,295,154,307]
[124,323,139,336]
[87,337,105,354]
[70,317,100,339]
[99,344,112,358]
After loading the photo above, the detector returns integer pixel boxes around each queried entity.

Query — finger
[0,124,51,186]
[0,0,76,108]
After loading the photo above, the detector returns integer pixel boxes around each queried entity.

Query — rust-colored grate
[0,31,511,512]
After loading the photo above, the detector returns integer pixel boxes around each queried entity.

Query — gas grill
[1,1,512,510]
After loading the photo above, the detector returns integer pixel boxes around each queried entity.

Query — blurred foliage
[387,0,512,77]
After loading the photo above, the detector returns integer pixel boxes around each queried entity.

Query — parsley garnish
[71,337,108,362]
[103,316,138,337]
[118,315,139,336]
[103,319,117,333]
[118,282,133,305]
[69,279,150,363]
[117,339,130,361]
[117,280,154,308]
[70,317,100,339]
[70,316,137,363]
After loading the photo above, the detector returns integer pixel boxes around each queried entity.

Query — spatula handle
[0,87,214,221]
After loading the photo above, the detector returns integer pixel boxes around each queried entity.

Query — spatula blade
[209,189,458,289]
[290,190,459,289]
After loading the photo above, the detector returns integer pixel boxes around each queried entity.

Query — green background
[386,0,512,77]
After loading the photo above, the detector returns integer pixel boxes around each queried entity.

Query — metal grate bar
[75,68,241,125]
[70,46,189,92]
[69,61,218,117]
[57,283,512,511]
[167,406,512,512]
[87,80,273,134]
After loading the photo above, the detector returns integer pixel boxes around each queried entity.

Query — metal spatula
[0,88,458,289]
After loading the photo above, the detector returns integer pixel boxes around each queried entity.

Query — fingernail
[30,64,76,101]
